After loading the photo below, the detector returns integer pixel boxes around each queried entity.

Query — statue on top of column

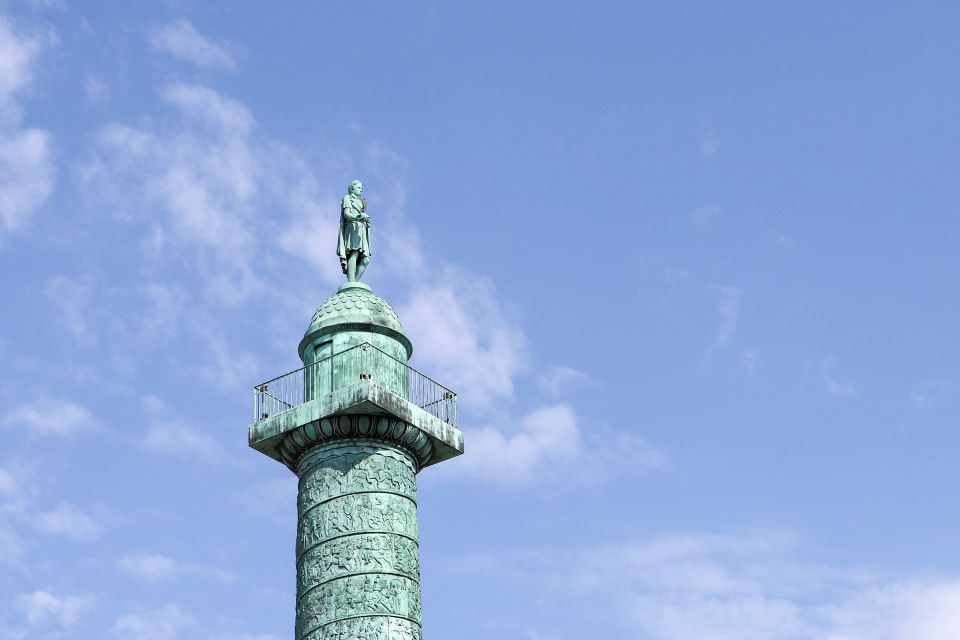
[337,180,372,282]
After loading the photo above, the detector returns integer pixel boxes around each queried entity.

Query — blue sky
[1,2,959,639]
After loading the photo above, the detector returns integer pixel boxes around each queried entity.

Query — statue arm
[341,197,362,222]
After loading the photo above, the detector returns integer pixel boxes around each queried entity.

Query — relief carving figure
[337,180,372,282]
[299,574,420,634]
[389,618,421,640]
[299,449,416,514]
[298,533,422,597]
[295,441,422,640]
[299,492,418,554]
[304,617,393,640]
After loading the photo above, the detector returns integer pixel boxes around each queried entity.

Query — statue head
[348,180,363,197]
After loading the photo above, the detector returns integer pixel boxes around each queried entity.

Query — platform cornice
[248,380,464,472]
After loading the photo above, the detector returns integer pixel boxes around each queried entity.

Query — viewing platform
[248,342,462,472]
[253,342,457,427]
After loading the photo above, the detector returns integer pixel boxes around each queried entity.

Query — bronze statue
[337,180,371,282]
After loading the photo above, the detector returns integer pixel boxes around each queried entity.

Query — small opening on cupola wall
[360,374,372,380]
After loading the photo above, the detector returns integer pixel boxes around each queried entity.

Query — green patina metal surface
[299,282,411,364]
[295,440,421,640]
[337,180,372,283]
[249,382,463,471]
[247,190,463,639]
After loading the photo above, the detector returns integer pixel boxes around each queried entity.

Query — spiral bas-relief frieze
[298,534,420,598]
[295,573,422,638]
[295,440,422,640]
[299,613,421,640]
[298,445,417,509]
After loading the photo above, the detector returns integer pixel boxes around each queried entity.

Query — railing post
[252,342,458,428]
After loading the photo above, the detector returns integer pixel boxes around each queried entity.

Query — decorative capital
[278,413,434,474]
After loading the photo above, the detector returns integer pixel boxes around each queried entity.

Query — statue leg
[356,255,371,280]
[347,252,359,282]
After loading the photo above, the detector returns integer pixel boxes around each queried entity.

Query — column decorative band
[279,414,434,471]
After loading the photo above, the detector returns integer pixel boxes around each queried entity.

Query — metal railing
[253,342,457,427]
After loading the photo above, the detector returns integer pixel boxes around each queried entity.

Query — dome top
[307,283,402,332]
[299,282,410,359]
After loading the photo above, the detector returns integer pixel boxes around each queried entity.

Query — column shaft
[295,439,422,640]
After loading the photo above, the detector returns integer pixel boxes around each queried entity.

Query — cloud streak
[118,552,234,584]
[399,269,528,411]
[149,19,236,71]
[821,356,857,399]
[34,502,103,541]
[16,590,94,629]
[456,531,960,640]
[112,603,193,640]
[0,15,56,240]
[537,366,597,398]
[704,284,742,360]
[437,404,662,486]
[2,400,98,438]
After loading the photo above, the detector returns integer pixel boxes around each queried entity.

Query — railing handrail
[356,342,453,396]
[252,342,457,427]
[253,342,456,398]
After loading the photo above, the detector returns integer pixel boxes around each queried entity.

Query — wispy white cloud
[118,552,234,584]
[275,182,345,285]
[450,404,581,483]
[399,269,528,410]
[162,83,251,132]
[456,531,960,640]
[0,464,29,569]
[82,85,260,303]
[0,16,56,240]
[42,274,258,393]
[0,16,55,122]
[0,521,24,568]
[189,315,259,392]
[148,19,236,71]
[1,400,98,438]
[119,552,177,582]
[537,366,597,398]
[700,121,720,157]
[0,128,54,236]
[822,580,960,639]
[0,467,18,497]
[821,357,857,399]
[80,82,345,305]
[139,397,222,460]
[908,379,956,411]
[137,282,188,342]
[438,404,661,485]
[112,603,194,640]
[29,0,66,9]
[141,394,229,463]
[45,274,98,345]
[16,590,94,629]
[704,284,742,360]
[232,475,297,526]
[34,502,103,541]
[83,74,108,103]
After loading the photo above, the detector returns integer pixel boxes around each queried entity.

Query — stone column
[294,436,422,640]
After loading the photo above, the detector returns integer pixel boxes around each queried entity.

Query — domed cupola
[298,282,412,367]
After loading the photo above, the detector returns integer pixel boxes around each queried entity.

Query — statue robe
[337,194,371,273]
